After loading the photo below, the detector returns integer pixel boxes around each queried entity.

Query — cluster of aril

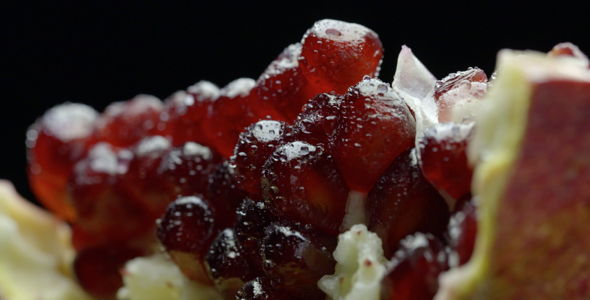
[26,19,487,300]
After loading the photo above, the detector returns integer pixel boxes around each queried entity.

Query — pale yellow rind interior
[0,180,91,300]
[117,253,222,300]
[319,224,388,300]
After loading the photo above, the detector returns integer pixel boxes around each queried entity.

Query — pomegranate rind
[0,180,91,300]
[436,50,590,299]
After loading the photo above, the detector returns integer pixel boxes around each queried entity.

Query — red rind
[485,80,590,298]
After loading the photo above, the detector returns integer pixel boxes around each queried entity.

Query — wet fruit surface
[234,198,277,273]
[419,122,474,201]
[233,120,288,198]
[260,223,336,299]
[367,150,450,257]
[293,93,342,149]
[548,42,590,66]
[164,81,219,147]
[95,95,164,148]
[69,143,152,249]
[334,78,416,192]
[262,141,349,235]
[447,201,477,267]
[202,78,286,158]
[205,228,251,297]
[121,136,172,218]
[434,68,488,123]
[157,142,221,199]
[157,196,218,283]
[300,19,383,94]
[236,277,286,300]
[21,19,518,300]
[254,43,312,122]
[381,233,448,300]
[206,160,246,226]
[27,103,98,221]
[74,244,145,300]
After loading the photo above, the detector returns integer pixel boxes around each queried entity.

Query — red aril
[260,223,336,299]
[381,233,448,300]
[121,136,173,218]
[254,43,312,121]
[27,103,98,221]
[434,68,488,123]
[262,141,348,235]
[236,277,286,300]
[157,195,218,284]
[69,143,151,250]
[447,201,477,267]
[157,142,221,198]
[206,160,247,226]
[95,95,164,148]
[418,122,474,202]
[292,93,342,150]
[434,68,487,101]
[300,19,383,94]
[234,198,278,273]
[205,228,252,297]
[202,78,286,158]
[334,78,416,193]
[233,120,288,198]
[548,42,590,66]
[163,81,219,146]
[366,150,449,257]
[74,244,146,300]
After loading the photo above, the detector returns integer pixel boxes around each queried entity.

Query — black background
[3,1,589,201]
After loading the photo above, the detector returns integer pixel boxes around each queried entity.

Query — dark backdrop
[3,1,589,201]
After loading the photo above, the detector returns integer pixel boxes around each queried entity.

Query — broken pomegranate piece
[157,195,217,284]
[19,17,590,300]
[437,50,590,300]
